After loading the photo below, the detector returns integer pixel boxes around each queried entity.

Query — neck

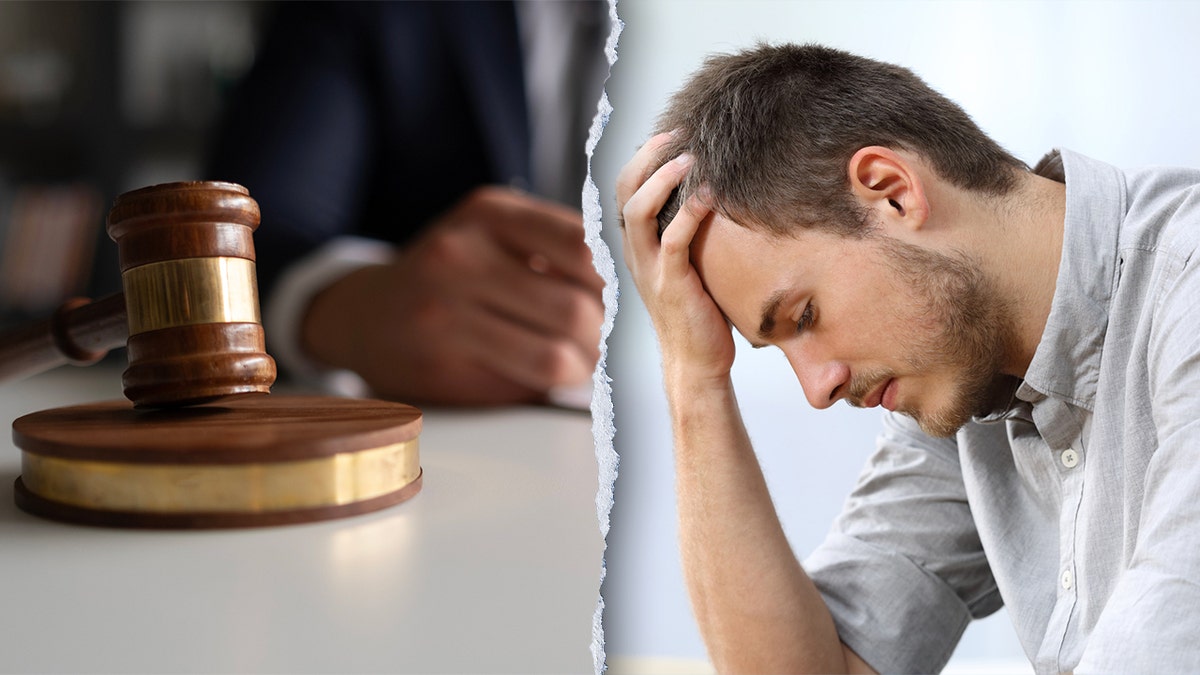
[980,172,1066,378]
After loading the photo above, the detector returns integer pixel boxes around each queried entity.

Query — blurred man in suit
[208,1,609,406]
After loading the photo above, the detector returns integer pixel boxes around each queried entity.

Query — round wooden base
[12,394,422,529]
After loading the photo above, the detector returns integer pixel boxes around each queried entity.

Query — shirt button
[1060,449,1080,469]
[1061,569,1074,590]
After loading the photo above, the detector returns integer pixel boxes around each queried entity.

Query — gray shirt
[805,149,1200,674]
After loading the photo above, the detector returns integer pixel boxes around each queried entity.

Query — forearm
[668,373,865,674]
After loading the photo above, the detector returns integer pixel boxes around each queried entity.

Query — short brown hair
[653,43,1027,237]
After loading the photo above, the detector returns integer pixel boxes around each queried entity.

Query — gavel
[6,181,423,529]
[0,181,276,407]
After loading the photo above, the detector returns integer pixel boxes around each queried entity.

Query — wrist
[662,357,734,395]
[663,365,736,414]
[300,264,384,374]
[266,236,395,382]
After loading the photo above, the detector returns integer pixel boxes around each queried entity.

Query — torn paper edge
[586,1,623,673]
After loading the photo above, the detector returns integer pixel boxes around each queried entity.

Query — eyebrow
[753,289,789,349]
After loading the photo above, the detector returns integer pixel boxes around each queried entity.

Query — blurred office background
[594,1,1200,672]
[0,1,264,324]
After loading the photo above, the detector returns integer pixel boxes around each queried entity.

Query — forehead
[691,214,845,331]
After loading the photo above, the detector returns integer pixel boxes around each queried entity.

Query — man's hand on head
[618,132,736,388]
[300,186,604,406]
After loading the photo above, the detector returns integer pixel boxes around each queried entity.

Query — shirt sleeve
[805,412,1000,674]
[1076,246,1200,673]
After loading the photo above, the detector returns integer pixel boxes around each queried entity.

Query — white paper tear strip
[586,2,623,673]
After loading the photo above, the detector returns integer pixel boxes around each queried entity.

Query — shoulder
[1110,164,1200,353]
[1122,164,1200,260]
[1120,172,1200,422]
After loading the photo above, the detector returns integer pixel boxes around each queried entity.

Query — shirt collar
[1017,148,1127,412]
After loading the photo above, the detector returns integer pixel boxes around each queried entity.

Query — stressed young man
[617,44,1200,674]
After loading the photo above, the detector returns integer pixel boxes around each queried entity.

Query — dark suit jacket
[206,1,533,299]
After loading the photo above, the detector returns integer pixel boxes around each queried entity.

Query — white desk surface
[0,366,603,674]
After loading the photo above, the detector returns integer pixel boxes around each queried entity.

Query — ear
[847,146,930,235]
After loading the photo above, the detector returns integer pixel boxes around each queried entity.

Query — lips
[881,379,898,411]
[860,378,897,410]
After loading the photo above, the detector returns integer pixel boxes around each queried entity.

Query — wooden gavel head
[106,181,276,407]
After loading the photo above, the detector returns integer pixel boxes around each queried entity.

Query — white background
[593,0,1200,670]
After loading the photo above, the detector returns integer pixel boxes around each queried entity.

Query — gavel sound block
[6,182,422,528]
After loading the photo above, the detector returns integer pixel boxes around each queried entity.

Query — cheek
[828,279,920,351]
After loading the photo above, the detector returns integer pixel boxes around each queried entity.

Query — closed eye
[795,303,815,333]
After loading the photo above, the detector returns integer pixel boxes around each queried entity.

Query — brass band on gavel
[122,257,261,334]
[20,439,419,514]
[106,182,276,407]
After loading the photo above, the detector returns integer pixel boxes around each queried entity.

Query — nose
[782,345,850,410]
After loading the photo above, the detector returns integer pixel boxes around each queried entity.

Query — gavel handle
[0,294,129,383]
